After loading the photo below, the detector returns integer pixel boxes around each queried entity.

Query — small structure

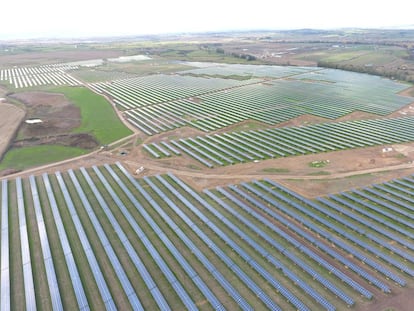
[135,166,145,174]
[382,147,393,153]
[25,118,43,124]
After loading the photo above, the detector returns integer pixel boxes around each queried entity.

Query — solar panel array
[0,64,82,88]
[1,163,414,310]
[88,66,413,135]
[16,178,36,311]
[1,180,10,311]
[145,116,414,166]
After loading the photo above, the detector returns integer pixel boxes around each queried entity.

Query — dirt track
[0,103,25,160]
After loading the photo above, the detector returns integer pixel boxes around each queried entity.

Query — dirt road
[0,103,25,160]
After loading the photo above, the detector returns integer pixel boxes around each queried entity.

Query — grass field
[50,86,133,145]
[0,145,86,171]
[0,86,132,171]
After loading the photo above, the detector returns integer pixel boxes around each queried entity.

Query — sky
[1,0,413,39]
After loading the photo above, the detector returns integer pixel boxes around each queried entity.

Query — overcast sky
[1,0,413,39]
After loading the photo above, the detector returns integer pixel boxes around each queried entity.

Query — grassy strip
[153,175,275,309]
[104,166,214,309]
[51,173,111,309]
[184,181,320,310]
[82,167,153,307]
[70,169,131,310]
[49,86,133,145]
[6,180,26,311]
[0,145,87,171]
[89,167,186,310]
[35,175,77,310]
[22,178,53,310]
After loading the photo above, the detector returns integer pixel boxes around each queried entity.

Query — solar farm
[1,162,414,310]
[1,57,414,311]
[0,64,82,88]
[89,65,413,135]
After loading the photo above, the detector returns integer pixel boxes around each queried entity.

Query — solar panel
[1,180,10,311]
[104,164,224,310]
[42,174,89,311]
[77,168,169,311]
[29,176,64,311]
[91,166,197,311]
[144,175,281,311]
[58,171,144,311]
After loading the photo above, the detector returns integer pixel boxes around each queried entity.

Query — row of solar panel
[253,181,414,279]
[227,183,391,294]
[242,181,403,290]
[145,116,414,166]
[163,173,327,311]
[145,174,282,311]
[1,180,10,311]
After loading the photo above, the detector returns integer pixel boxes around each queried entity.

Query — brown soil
[11,91,81,136]
[9,91,97,149]
[111,137,414,197]
[356,281,414,311]
[398,85,414,97]
[12,133,98,149]
[0,103,25,160]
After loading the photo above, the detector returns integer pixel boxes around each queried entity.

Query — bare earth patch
[10,91,98,149]
[0,103,25,159]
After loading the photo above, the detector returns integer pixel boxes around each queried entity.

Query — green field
[0,145,86,171]
[51,86,133,145]
[0,86,132,171]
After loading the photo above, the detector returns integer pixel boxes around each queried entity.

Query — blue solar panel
[180,138,224,166]
[143,144,161,158]
[353,190,414,229]
[162,175,312,311]
[104,164,224,311]
[331,193,414,240]
[151,142,171,157]
[1,180,10,311]
[376,183,414,209]
[365,187,414,218]
[353,189,414,230]
[317,197,414,258]
[148,175,281,311]
[231,183,390,293]
[78,168,163,311]
[211,134,255,160]
[188,137,234,164]
[160,141,181,155]
[42,174,90,311]
[91,166,198,311]
[58,171,144,311]
[204,189,347,308]
[171,140,214,168]
[29,176,64,311]
[251,181,406,287]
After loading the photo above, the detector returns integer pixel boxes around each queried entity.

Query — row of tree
[215,47,257,61]
[317,61,414,83]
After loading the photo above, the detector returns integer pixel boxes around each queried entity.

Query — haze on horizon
[1,0,413,39]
